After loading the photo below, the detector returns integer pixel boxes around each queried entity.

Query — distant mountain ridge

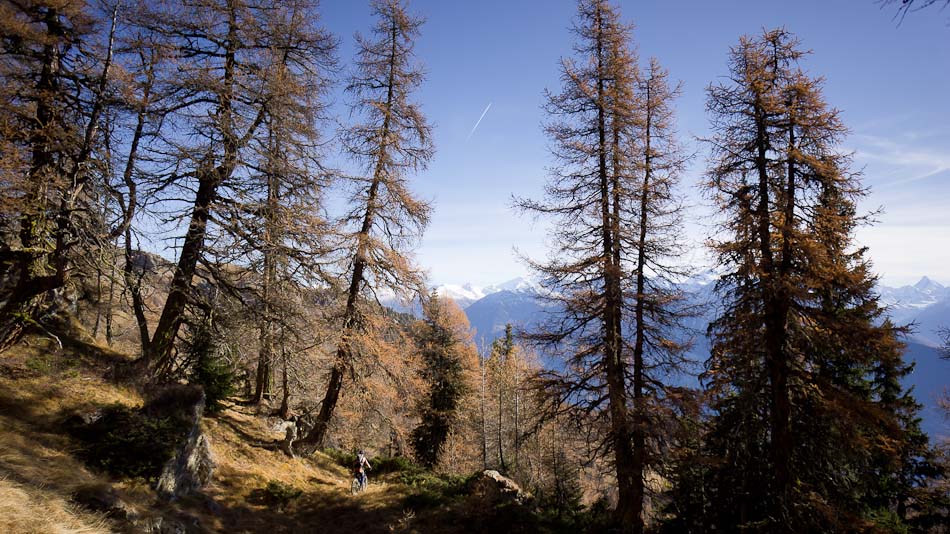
[433,277,542,309]
[879,276,950,347]
[449,274,950,348]
[444,274,949,440]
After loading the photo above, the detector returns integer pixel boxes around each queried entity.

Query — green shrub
[323,449,416,475]
[372,455,415,474]
[186,318,236,413]
[262,480,302,507]
[68,404,187,481]
[398,470,473,512]
[323,448,357,469]
[866,508,910,534]
[25,355,53,373]
[25,351,75,374]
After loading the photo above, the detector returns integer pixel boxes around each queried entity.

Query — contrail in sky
[466,102,492,141]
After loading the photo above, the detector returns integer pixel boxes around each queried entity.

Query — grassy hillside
[0,332,571,534]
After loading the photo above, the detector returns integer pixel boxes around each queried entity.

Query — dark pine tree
[411,296,471,468]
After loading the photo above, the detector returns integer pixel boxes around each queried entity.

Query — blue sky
[320,0,950,288]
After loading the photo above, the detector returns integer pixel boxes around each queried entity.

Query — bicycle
[350,466,369,495]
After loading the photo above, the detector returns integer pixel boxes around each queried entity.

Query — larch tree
[702,30,806,528]
[111,40,163,356]
[0,0,119,351]
[299,0,433,450]
[518,1,691,531]
[128,0,276,375]
[200,0,338,404]
[123,0,335,380]
[486,324,516,473]
[624,57,692,531]
[473,323,534,477]
[702,28,930,531]
[517,0,638,523]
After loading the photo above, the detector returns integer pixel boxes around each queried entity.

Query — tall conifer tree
[300,0,433,449]
[519,2,690,531]
[411,296,476,468]
[702,28,930,531]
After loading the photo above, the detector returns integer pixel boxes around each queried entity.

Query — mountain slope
[881,276,950,347]
[464,290,548,349]
[0,334,527,534]
[904,341,950,440]
[455,274,950,440]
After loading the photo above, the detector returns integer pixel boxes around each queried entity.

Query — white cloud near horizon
[850,129,950,287]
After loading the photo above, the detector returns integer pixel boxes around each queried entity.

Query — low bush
[261,480,302,509]
[67,404,187,481]
[323,449,416,475]
[372,455,415,474]
[322,448,357,470]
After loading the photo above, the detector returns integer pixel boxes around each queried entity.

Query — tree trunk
[497,371,507,472]
[300,15,399,450]
[628,83,654,534]
[753,96,791,524]
[514,361,520,472]
[299,225,372,449]
[592,7,638,529]
[279,349,291,419]
[105,247,118,346]
[254,248,275,402]
[147,7,253,378]
[148,169,217,375]
[482,356,489,469]
[124,228,151,356]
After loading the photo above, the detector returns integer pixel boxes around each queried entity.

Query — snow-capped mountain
[444,274,950,348]
[448,273,949,439]
[879,276,950,347]
[483,277,542,295]
[433,283,488,309]
[880,276,950,311]
[433,277,540,309]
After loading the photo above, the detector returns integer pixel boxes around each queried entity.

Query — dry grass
[197,402,422,533]
[0,476,112,534]
[0,338,139,534]
[0,334,470,534]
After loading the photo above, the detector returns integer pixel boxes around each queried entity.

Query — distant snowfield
[433,277,542,308]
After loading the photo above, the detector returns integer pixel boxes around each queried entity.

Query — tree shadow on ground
[209,482,415,534]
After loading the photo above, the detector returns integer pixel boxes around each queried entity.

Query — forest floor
[0,332,496,534]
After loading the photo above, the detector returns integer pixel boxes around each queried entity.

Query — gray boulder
[468,470,533,506]
[149,386,215,499]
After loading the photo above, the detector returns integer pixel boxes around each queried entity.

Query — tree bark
[628,82,654,534]
[148,169,218,374]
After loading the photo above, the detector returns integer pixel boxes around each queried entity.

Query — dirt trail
[0,336,438,534]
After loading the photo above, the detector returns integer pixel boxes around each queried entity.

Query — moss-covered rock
[66,385,213,500]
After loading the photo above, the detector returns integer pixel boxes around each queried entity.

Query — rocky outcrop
[72,483,139,521]
[150,385,215,499]
[468,470,533,506]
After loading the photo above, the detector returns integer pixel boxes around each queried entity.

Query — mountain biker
[355,449,371,489]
